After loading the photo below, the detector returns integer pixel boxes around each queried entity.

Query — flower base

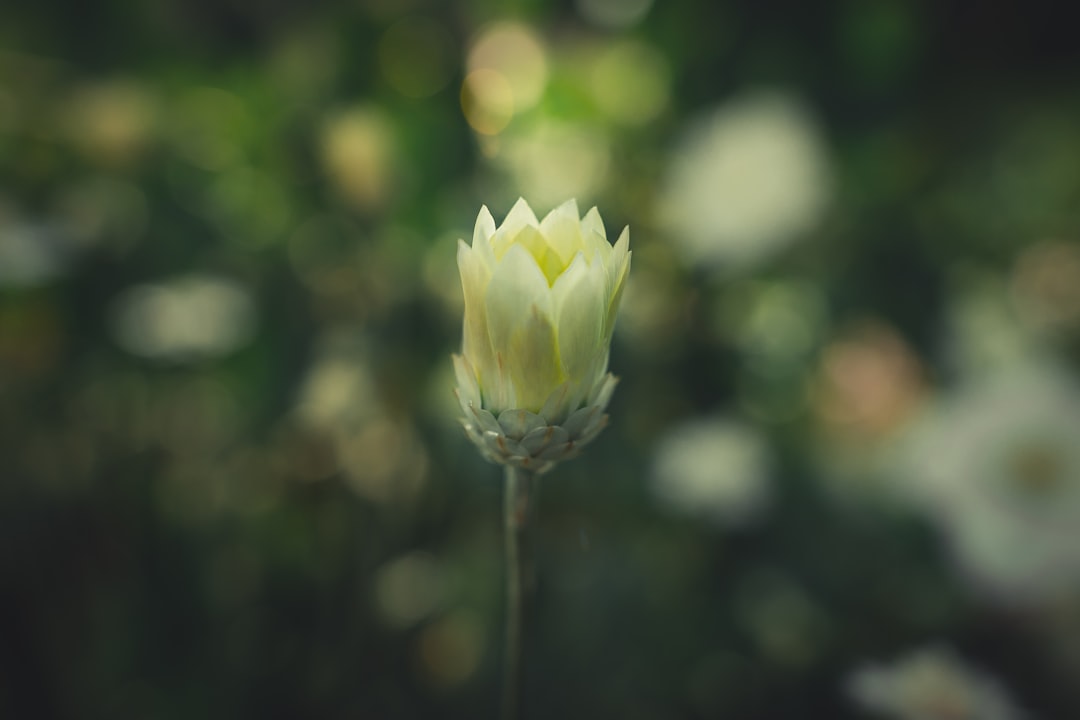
[458,388,614,474]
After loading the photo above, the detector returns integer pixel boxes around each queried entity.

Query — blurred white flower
[0,218,73,287]
[847,645,1026,720]
[650,416,773,526]
[896,361,1080,604]
[656,90,833,271]
[109,274,257,361]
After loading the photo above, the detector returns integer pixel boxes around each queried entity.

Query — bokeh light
[374,551,447,629]
[109,274,257,361]
[461,68,515,136]
[319,105,397,211]
[462,22,548,136]
[657,90,833,272]
[650,415,773,527]
[847,646,1026,720]
[466,22,548,112]
[62,79,156,168]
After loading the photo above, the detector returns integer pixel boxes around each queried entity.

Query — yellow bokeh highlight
[64,79,156,167]
[319,105,396,210]
[461,69,514,136]
[466,22,548,110]
[461,21,548,135]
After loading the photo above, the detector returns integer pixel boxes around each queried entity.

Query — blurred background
[3,0,1080,717]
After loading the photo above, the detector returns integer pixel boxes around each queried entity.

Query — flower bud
[453,198,631,473]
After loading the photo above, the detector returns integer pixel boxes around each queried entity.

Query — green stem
[502,465,533,720]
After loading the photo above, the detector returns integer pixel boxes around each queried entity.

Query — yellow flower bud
[453,198,631,473]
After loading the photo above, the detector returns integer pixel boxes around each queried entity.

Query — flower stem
[502,465,533,720]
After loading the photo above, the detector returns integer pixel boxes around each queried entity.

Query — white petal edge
[457,238,497,386]
[452,353,481,412]
[472,205,497,270]
[581,206,607,241]
[492,198,540,259]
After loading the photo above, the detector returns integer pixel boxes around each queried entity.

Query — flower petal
[608,225,630,289]
[458,239,497,394]
[562,405,601,439]
[508,305,564,412]
[492,198,540,260]
[521,424,569,455]
[483,430,528,460]
[472,205,497,270]
[539,199,583,265]
[581,207,612,264]
[588,372,619,409]
[469,405,503,436]
[452,353,481,413]
[603,229,631,341]
[539,381,571,425]
[497,408,547,440]
[551,251,605,388]
[512,225,564,285]
[485,243,561,412]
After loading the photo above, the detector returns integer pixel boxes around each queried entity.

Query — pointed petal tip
[590,372,619,409]
[580,206,608,244]
[540,198,581,223]
[556,197,581,215]
[473,205,496,244]
[508,196,538,219]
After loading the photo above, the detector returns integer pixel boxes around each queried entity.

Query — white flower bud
[453,198,631,473]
